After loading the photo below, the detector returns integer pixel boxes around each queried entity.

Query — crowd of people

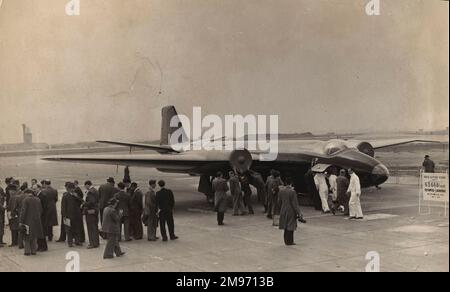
[0,166,365,257]
[0,177,178,259]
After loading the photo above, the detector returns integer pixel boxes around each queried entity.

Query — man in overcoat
[212,172,229,226]
[278,177,304,246]
[19,189,44,256]
[101,198,125,259]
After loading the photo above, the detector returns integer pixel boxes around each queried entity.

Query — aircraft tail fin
[160,106,188,146]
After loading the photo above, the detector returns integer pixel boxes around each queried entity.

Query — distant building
[22,124,33,145]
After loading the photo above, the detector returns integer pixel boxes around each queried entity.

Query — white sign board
[421,173,449,202]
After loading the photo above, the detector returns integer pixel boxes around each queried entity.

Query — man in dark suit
[101,198,125,259]
[56,182,70,243]
[63,183,84,247]
[155,180,178,242]
[73,180,86,243]
[129,182,144,240]
[42,180,58,241]
[98,177,117,224]
[144,180,159,241]
[83,181,100,249]
[114,182,131,241]
[19,189,44,256]
[34,184,48,252]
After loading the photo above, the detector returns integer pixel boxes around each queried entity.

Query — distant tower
[22,124,33,145]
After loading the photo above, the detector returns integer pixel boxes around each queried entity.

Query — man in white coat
[314,172,330,213]
[347,169,363,219]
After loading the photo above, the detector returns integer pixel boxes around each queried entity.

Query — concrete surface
[0,156,448,272]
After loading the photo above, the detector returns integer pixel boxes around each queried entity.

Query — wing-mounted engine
[229,149,253,174]
[346,141,375,157]
[355,142,375,157]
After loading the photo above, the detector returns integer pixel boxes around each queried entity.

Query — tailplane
[160,106,188,146]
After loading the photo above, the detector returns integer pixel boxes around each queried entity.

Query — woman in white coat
[347,169,363,219]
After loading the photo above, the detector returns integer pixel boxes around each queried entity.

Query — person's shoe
[24,253,31,256]
[232,214,239,216]
[218,222,224,226]
[170,236,179,240]
[68,243,74,248]
[18,246,24,250]
[286,243,296,246]
[87,245,96,249]
[103,256,114,259]
[267,215,273,219]
[75,242,83,246]
[148,238,158,242]
[349,217,356,220]
[56,239,65,243]
[331,208,336,215]
[162,238,168,242]
[356,217,364,220]
[117,252,126,257]
[31,253,36,256]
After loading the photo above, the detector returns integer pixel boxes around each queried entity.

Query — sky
[0,0,448,144]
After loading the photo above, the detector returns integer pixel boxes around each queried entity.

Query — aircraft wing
[96,140,179,153]
[369,139,443,150]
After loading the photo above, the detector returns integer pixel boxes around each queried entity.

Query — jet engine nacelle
[356,141,375,157]
[345,140,375,157]
[229,149,253,174]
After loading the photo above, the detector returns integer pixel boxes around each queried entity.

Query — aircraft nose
[372,163,389,185]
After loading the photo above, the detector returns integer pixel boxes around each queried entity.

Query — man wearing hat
[422,155,436,173]
[98,177,118,225]
[63,182,84,247]
[101,198,125,259]
[144,180,159,241]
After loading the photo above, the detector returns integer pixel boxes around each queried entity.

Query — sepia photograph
[0,0,448,277]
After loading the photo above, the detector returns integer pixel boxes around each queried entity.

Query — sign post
[420,171,449,216]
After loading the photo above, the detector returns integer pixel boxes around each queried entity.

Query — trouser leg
[123,216,130,240]
[37,237,48,251]
[103,233,115,258]
[232,195,239,215]
[11,230,18,246]
[67,228,73,246]
[47,226,53,241]
[217,212,224,225]
[320,190,330,212]
[86,215,100,247]
[113,234,122,256]
[58,216,66,241]
[349,192,357,217]
[18,229,24,249]
[167,213,175,238]
[31,237,37,254]
[267,194,273,217]
[159,215,167,240]
[80,222,85,243]
[24,235,31,254]
[355,194,363,218]
[245,195,254,214]
[147,216,158,240]
[284,230,294,245]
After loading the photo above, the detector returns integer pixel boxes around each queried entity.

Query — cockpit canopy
[323,140,348,155]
